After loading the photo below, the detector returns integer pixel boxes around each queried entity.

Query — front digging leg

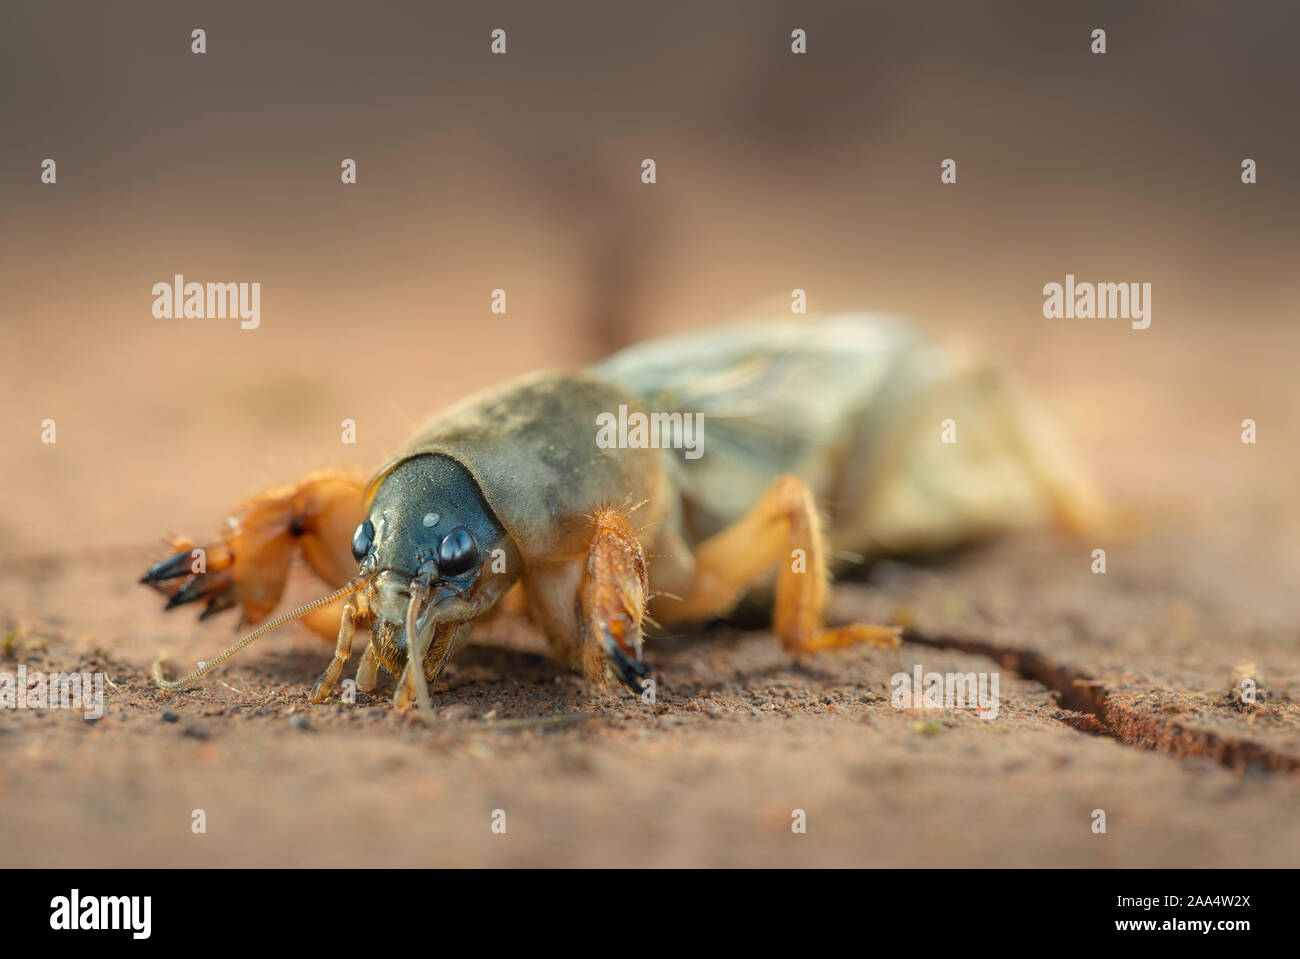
[579,507,650,692]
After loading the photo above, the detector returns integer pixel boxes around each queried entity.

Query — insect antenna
[152,572,374,693]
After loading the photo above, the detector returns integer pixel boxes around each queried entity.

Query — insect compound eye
[437,526,479,576]
[351,520,375,561]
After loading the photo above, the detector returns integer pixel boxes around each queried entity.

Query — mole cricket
[143,314,1102,723]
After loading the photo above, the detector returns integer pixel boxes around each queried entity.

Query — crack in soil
[904,630,1300,777]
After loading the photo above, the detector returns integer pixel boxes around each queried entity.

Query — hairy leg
[309,596,359,703]
[523,507,650,691]
[658,475,900,654]
[141,470,366,635]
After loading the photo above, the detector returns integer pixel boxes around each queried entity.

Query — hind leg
[141,470,366,634]
[656,475,900,654]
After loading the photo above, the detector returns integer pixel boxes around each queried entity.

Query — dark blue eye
[351,520,374,561]
[438,527,478,575]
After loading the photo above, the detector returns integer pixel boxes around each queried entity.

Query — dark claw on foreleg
[140,549,200,585]
[163,571,234,611]
[601,630,648,693]
[141,543,241,622]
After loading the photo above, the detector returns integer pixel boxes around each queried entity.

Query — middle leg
[657,474,901,655]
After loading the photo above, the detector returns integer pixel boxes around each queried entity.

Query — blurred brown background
[2,0,1298,561]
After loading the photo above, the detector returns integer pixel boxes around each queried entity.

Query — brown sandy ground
[1,515,1297,868]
